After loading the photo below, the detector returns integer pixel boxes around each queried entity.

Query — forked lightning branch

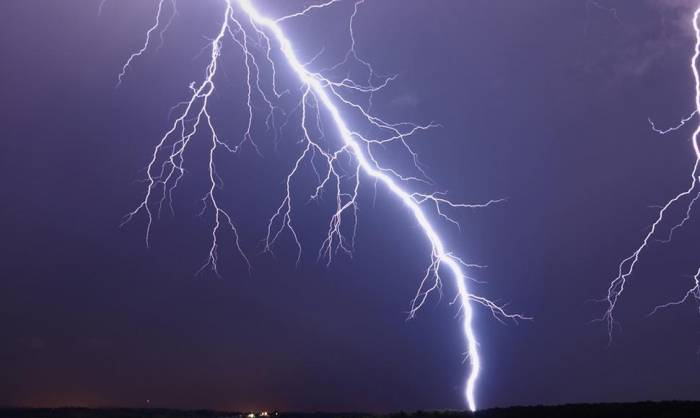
[115,0,527,411]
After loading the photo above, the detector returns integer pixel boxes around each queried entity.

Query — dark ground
[2,402,700,418]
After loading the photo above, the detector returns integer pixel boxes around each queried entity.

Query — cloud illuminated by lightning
[602,6,700,341]
[116,0,528,411]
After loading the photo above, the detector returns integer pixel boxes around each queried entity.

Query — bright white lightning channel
[117,0,527,411]
[603,7,700,340]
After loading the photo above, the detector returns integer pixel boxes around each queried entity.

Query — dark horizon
[1,0,700,413]
[4,401,700,418]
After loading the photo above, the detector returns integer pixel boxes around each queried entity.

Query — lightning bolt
[602,7,700,341]
[118,0,528,411]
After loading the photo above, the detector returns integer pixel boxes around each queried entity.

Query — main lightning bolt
[602,7,700,341]
[117,0,527,411]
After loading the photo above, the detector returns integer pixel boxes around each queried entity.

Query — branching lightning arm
[602,7,700,341]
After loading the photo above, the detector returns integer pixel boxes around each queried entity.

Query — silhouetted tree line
[2,401,700,418]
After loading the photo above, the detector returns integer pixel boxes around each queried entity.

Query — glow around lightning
[603,7,700,340]
[118,0,527,411]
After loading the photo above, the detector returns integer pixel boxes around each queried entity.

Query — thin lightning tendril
[649,267,700,317]
[98,0,107,16]
[648,111,697,135]
[586,0,622,25]
[602,7,700,341]
[119,0,528,411]
[116,0,177,87]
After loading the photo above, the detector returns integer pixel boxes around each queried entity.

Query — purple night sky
[1,0,699,412]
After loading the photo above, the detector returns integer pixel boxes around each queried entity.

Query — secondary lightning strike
[120,0,527,411]
[602,7,700,341]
